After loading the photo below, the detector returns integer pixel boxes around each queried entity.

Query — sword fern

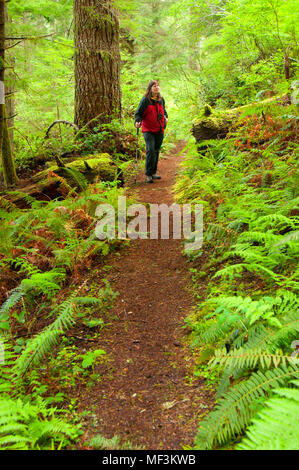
[194,364,299,450]
[237,380,299,450]
[14,293,101,376]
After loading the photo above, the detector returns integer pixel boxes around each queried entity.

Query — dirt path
[77,143,215,450]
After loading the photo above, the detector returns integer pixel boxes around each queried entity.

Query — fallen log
[191,95,289,145]
[34,152,117,187]
[191,104,235,142]
[3,178,73,208]
[2,153,118,208]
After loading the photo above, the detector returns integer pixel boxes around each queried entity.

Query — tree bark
[0,0,17,187]
[284,54,290,80]
[0,0,5,160]
[5,5,14,151]
[150,0,160,76]
[2,104,18,186]
[74,0,121,128]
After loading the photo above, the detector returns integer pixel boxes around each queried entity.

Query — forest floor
[74,142,215,450]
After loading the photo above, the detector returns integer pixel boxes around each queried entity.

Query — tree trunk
[6,3,15,152]
[5,59,15,151]
[0,0,5,162]
[150,0,160,76]
[74,0,121,128]
[284,54,290,80]
[0,1,17,187]
[2,104,17,185]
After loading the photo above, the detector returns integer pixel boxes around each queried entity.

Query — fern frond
[274,230,299,247]
[73,296,102,305]
[7,257,41,276]
[237,231,280,245]
[198,320,239,345]
[213,262,280,281]
[14,329,63,375]
[245,309,299,352]
[58,167,88,191]
[14,294,76,375]
[194,364,299,449]
[0,286,24,318]
[14,292,100,375]
[0,397,80,449]
[21,271,63,298]
[237,380,299,450]
[211,346,295,370]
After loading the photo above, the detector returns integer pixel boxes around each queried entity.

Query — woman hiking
[134,80,168,183]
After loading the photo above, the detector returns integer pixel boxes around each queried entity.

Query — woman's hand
[135,122,142,128]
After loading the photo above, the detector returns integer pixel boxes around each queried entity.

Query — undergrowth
[0,179,134,449]
[175,101,299,450]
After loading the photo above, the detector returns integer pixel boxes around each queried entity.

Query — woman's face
[151,82,160,94]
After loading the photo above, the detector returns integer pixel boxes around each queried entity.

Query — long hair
[144,80,162,102]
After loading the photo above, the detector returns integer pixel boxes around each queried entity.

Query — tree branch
[5,40,21,49]
[5,32,56,41]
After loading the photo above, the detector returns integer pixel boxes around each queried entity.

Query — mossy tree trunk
[2,104,18,186]
[0,1,17,187]
[191,97,287,145]
[0,0,4,169]
[5,5,15,151]
[74,0,121,128]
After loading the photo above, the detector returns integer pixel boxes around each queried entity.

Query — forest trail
[77,142,215,450]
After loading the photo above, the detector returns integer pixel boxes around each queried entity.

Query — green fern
[178,107,298,451]
[0,269,65,333]
[250,214,298,232]
[3,257,41,276]
[274,229,299,247]
[0,340,17,394]
[237,380,299,450]
[21,271,64,298]
[245,309,299,352]
[14,294,76,375]
[199,291,299,345]
[14,293,101,376]
[0,286,24,319]
[194,364,299,450]
[211,346,296,372]
[0,397,80,449]
[196,318,241,346]
[57,167,88,191]
[198,291,299,401]
[214,262,280,282]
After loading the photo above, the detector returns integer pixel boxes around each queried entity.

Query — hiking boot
[146,176,153,183]
[152,174,161,180]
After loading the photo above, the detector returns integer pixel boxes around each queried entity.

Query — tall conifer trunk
[150,0,159,76]
[5,5,15,151]
[74,0,121,128]
[0,0,5,160]
[0,0,17,187]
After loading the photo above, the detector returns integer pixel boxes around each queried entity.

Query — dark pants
[143,132,164,176]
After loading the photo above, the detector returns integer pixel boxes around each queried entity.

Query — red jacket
[135,96,168,133]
